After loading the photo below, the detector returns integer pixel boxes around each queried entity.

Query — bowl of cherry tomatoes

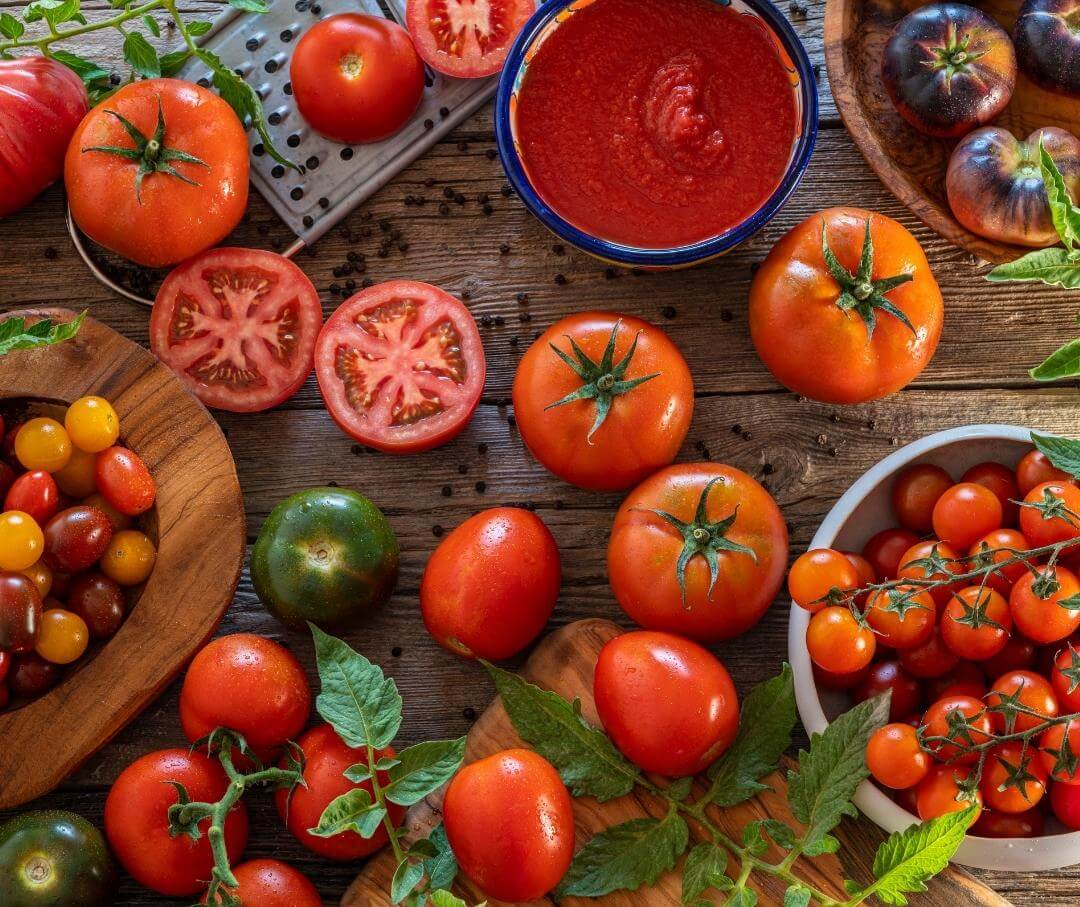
[789,424,1080,870]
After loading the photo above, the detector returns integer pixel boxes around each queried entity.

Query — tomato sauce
[513,0,800,249]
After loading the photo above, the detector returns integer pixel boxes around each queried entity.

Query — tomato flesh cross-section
[407,0,536,78]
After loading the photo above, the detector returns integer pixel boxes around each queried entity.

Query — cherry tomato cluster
[793,446,1080,836]
[0,397,157,708]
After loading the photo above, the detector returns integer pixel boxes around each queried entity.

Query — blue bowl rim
[494,0,820,266]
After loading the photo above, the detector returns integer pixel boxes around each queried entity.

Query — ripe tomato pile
[793,445,1080,835]
[0,397,156,708]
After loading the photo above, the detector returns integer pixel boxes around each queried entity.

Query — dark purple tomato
[9,652,61,698]
[42,506,113,573]
[4,470,60,526]
[882,3,1016,137]
[1014,0,1080,97]
[947,126,1080,247]
[67,572,125,638]
[0,571,42,653]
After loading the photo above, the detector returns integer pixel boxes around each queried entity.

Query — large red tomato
[0,57,88,218]
[749,208,943,404]
[65,79,249,267]
[150,248,323,412]
[406,0,536,78]
[512,312,694,491]
[443,748,573,902]
[421,507,560,659]
[104,749,249,896]
[201,859,321,907]
[608,463,788,642]
[315,280,486,453]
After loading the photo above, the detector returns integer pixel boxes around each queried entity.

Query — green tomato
[252,487,399,626]
[0,810,116,906]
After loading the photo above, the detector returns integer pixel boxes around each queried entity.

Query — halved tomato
[315,280,486,453]
[406,0,536,78]
[149,248,323,413]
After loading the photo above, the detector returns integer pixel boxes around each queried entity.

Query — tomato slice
[406,0,536,78]
[149,248,323,413]
[315,280,486,453]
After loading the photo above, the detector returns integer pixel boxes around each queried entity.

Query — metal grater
[69,0,497,305]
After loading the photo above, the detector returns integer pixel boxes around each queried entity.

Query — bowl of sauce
[496,0,818,267]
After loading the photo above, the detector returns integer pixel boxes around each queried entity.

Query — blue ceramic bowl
[495,0,819,268]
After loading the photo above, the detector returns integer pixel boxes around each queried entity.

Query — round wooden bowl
[825,0,1080,264]
[0,309,245,808]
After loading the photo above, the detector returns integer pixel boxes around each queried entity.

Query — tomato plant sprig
[0,310,84,356]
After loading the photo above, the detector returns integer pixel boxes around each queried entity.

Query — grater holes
[287,134,302,148]
[290,187,304,201]
[305,155,320,170]
[283,81,293,96]
[340,148,354,161]
[253,143,265,157]
[256,82,272,101]
[303,215,314,228]
[271,165,285,179]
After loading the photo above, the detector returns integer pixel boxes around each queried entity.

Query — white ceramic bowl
[788,424,1080,871]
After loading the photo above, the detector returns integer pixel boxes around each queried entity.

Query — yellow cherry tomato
[14,418,72,473]
[54,446,97,498]
[82,493,131,532]
[65,396,120,453]
[35,608,89,664]
[20,561,53,599]
[0,510,44,571]
[100,530,156,586]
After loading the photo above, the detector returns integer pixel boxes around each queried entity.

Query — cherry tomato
[407,0,536,78]
[0,571,42,653]
[291,13,424,144]
[42,506,112,573]
[1039,716,1080,783]
[421,507,560,660]
[443,748,574,902]
[200,859,322,907]
[67,572,125,638]
[987,670,1059,733]
[867,723,930,789]
[843,551,877,586]
[1009,565,1080,645]
[866,585,936,649]
[932,482,1003,551]
[973,807,1044,838]
[967,528,1029,595]
[892,463,952,533]
[1017,448,1073,495]
[0,511,44,572]
[806,606,876,674]
[1051,780,1080,830]
[14,418,71,473]
[35,608,89,665]
[862,528,919,580]
[962,461,1020,526]
[4,471,59,525]
[99,529,156,586]
[854,660,923,721]
[94,447,155,516]
[916,764,982,820]
[82,493,131,532]
[899,626,959,679]
[1020,481,1080,547]
[105,748,249,896]
[0,650,7,685]
[813,661,870,690]
[64,396,120,453]
[926,661,986,702]
[981,635,1036,679]
[981,742,1048,813]
[8,652,61,698]
[922,694,993,764]
[54,447,99,503]
[895,540,963,610]
[275,724,403,860]
[941,586,1012,661]
[1052,644,1080,712]
[18,561,51,599]
[594,631,738,777]
[788,548,860,613]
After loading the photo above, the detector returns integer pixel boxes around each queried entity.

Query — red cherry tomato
[892,463,953,533]
[967,528,1029,595]
[862,528,919,580]
[4,470,59,525]
[916,764,982,819]
[865,585,936,649]
[0,461,15,501]
[813,661,870,690]
[932,482,1003,550]
[1051,780,1080,830]
[986,670,1059,733]
[981,742,1048,813]
[940,586,1012,661]
[788,548,860,613]
[66,572,125,638]
[95,447,155,516]
[1020,481,1080,547]
[962,461,1020,526]
[973,807,1044,838]
[1051,644,1080,712]
[42,506,113,573]
[0,571,42,653]
[806,606,875,674]
[200,859,321,907]
[867,723,931,789]
[406,0,536,78]
[925,660,986,702]
[922,694,993,764]
[1009,565,1080,645]
[7,651,61,698]
[896,540,963,609]
[1038,716,1080,783]
[981,635,1036,679]
[853,660,923,721]
[843,551,878,586]
[1016,448,1073,496]
[0,650,8,685]
[899,626,959,679]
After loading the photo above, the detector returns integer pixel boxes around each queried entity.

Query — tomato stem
[0,0,163,52]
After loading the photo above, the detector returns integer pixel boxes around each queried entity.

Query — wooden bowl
[825,0,1080,263]
[0,309,245,808]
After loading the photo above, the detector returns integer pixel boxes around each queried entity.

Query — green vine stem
[0,0,162,52]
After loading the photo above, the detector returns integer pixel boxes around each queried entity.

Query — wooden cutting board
[343,619,1011,906]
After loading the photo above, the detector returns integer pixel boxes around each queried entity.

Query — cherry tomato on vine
[941,586,1012,661]
[788,548,860,613]
[0,511,44,572]
[986,670,1059,733]
[973,807,1045,838]
[4,471,59,525]
[1009,565,1080,645]
[862,528,919,580]
[967,528,1029,595]
[867,723,930,789]
[892,463,952,533]
[99,529,156,586]
[1019,481,1080,547]
[54,447,98,498]
[922,694,993,764]
[1051,781,1080,830]
[843,551,877,587]
[899,626,959,679]
[981,742,1048,813]
[854,660,923,721]
[932,482,1003,551]
[807,606,876,675]
[95,447,155,516]
[962,461,1020,526]
[200,859,322,907]
[64,396,120,453]
[42,506,112,574]
[916,764,982,820]
[1038,716,1080,784]
[896,540,963,609]
[866,585,936,649]
[1016,448,1073,496]
[1052,645,1080,712]
[34,608,89,664]
[14,418,71,473]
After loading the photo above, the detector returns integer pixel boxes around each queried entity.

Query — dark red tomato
[180,634,311,759]
[4,470,59,525]
[42,506,112,573]
[1052,644,1080,712]
[150,248,324,413]
[899,626,959,679]
[0,57,88,218]
[8,652,61,697]
[973,807,1044,838]
[1052,780,1080,830]
[201,859,322,907]
[421,507,560,660]
[291,14,424,144]
[854,660,923,721]
[981,742,1048,813]
[1014,0,1080,96]
[892,463,952,533]
[932,482,1003,550]
[407,0,536,78]
[940,586,1012,661]
[1038,716,1080,783]
[105,749,249,896]
[863,528,919,580]
[315,280,486,453]
[986,670,1059,733]
[962,461,1020,525]
[0,571,42,653]
[94,447,155,516]
[0,650,8,685]
[275,724,403,860]
[443,748,573,902]
[1020,481,1080,547]
[925,660,986,702]
[1009,566,1080,645]
[0,681,6,709]
[922,694,993,764]
[594,631,739,777]
[967,528,1029,595]
[981,635,1036,679]
[67,572,125,638]
[0,461,15,501]
[897,540,963,609]
[813,661,870,690]
[1017,448,1073,495]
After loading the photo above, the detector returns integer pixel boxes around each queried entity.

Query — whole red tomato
[0,57,88,218]
[65,79,249,267]
[180,634,311,760]
[421,507,560,660]
[749,208,943,404]
[443,748,574,902]
[594,631,739,777]
[200,859,321,907]
[275,724,403,861]
[512,312,694,491]
[608,463,787,643]
[4,470,59,525]
[95,446,156,516]
[104,749,249,896]
[1019,481,1080,547]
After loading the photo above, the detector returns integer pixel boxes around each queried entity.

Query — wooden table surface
[2,1,1079,903]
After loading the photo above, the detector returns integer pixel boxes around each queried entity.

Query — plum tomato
[916,764,982,820]
[275,724,403,860]
[967,528,1029,595]
[608,463,788,643]
[314,280,485,453]
[1014,0,1080,97]
[594,631,738,777]
[865,585,936,650]
[94,447,155,516]
[862,528,919,581]
[443,748,573,902]
[931,482,1002,550]
[1020,481,1080,547]
[14,418,71,473]
[149,248,324,413]
[19,561,51,600]
[1052,644,1080,712]
[1052,779,1080,829]
[34,609,88,665]
[981,636,1036,679]
[0,511,44,572]
[290,14,424,144]
[67,573,125,638]
[54,447,97,499]
[200,859,321,907]
[82,493,130,533]
[867,723,930,790]
[899,626,959,679]
[922,694,993,764]
[986,670,1059,733]
[981,742,1048,813]
[513,313,693,491]
[8,652,61,698]
[882,2,1015,138]
[940,586,1012,661]
[180,634,311,758]
[962,461,1020,526]
[854,660,923,721]
[406,0,536,78]
[807,606,875,675]
[1017,447,1074,495]
[421,507,559,660]
[1009,565,1080,645]
[99,529,156,586]
[4,471,59,525]
[892,463,952,533]
[105,749,249,896]
[1038,716,1080,784]
[64,396,119,453]
[973,807,1044,838]
[0,571,42,653]
[788,548,860,613]
[42,506,112,573]
[897,540,963,609]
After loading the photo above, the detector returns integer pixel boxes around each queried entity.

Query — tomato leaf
[728,887,758,906]
[24,0,83,27]
[309,788,386,839]
[484,662,640,802]
[429,892,472,907]
[681,842,731,904]
[1031,336,1080,381]
[384,737,466,806]
[0,12,25,38]
[311,624,402,749]
[123,31,160,78]
[1032,433,1080,479]
[187,19,213,36]
[784,885,812,907]
[422,824,458,892]
[227,0,269,11]
[555,807,690,898]
[987,247,1080,289]
[159,49,190,77]
[390,858,425,905]
[787,693,890,856]
[1040,143,1080,253]
[50,48,109,87]
[0,310,84,357]
[142,13,159,36]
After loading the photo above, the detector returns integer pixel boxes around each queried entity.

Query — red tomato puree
[513,0,799,248]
